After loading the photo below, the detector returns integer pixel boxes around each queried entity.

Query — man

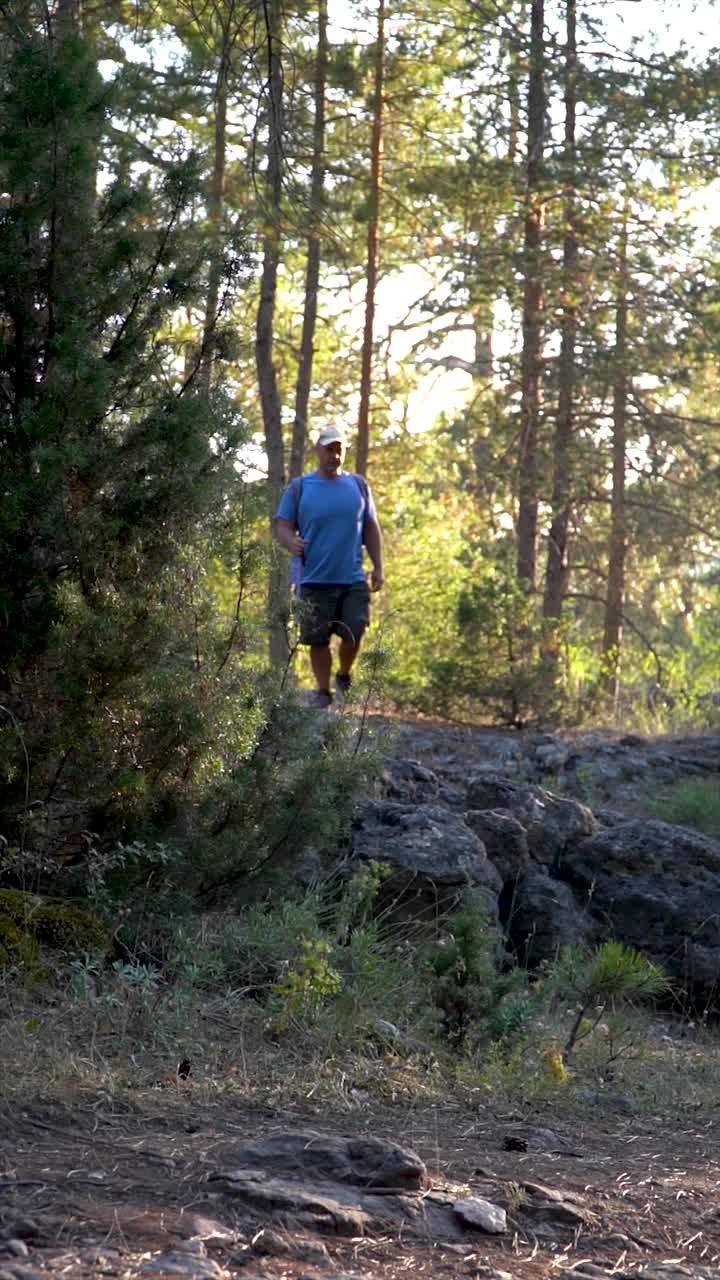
[275,426,385,707]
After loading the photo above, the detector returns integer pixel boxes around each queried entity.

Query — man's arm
[275,517,307,558]
[364,517,385,592]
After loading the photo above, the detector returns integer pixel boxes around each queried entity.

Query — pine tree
[0,1,247,824]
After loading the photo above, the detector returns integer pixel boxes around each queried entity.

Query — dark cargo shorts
[298,581,371,647]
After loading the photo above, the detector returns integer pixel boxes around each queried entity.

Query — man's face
[317,438,346,474]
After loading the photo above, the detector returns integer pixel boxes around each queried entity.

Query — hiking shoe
[310,688,334,709]
[335,672,353,700]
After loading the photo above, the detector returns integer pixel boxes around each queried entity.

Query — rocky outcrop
[507,868,596,965]
[351,798,502,919]
[210,1131,506,1243]
[350,729,720,1005]
[465,773,597,866]
[561,819,720,992]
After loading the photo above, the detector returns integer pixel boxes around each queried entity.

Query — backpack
[288,472,370,596]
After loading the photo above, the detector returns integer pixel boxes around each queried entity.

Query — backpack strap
[352,473,371,532]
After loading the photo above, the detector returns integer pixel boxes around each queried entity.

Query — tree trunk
[199,8,232,394]
[507,29,522,164]
[355,0,385,478]
[255,0,288,669]
[542,0,577,657]
[289,0,328,480]
[602,208,629,705]
[516,0,545,589]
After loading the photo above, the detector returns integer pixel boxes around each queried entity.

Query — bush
[547,940,668,1062]
[426,550,563,726]
[427,892,534,1051]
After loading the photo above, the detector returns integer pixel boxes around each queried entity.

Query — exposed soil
[2,1091,720,1280]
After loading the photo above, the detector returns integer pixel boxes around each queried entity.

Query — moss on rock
[0,915,26,968]
[0,890,110,960]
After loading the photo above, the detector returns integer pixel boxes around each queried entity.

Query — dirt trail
[3,1086,720,1279]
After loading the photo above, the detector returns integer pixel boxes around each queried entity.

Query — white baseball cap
[316,426,346,447]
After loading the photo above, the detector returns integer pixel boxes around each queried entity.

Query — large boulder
[507,868,596,966]
[562,819,720,999]
[465,773,597,866]
[464,809,530,885]
[351,802,502,919]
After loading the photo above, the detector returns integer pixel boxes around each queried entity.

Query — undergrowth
[647,778,720,840]
[2,877,718,1118]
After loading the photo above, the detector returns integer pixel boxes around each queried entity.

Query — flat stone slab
[454,1197,507,1234]
[222,1132,427,1191]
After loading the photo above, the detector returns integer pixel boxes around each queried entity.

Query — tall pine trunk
[355,0,385,478]
[290,0,328,480]
[602,209,629,705]
[516,0,545,589]
[199,8,232,393]
[542,0,577,657]
[255,0,288,669]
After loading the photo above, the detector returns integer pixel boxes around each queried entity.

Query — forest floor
[2,1088,720,1280]
[2,713,720,1280]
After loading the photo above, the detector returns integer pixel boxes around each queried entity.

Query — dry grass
[4,963,720,1124]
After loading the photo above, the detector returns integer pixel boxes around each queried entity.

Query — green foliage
[271,937,342,1028]
[428,893,533,1050]
[549,941,668,1060]
[0,7,259,865]
[334,860,393,940]
[648,780,720,840]
[429,549,561,725]
[0,889,108,952]
[0,888,108,978]
[0,916,35,973]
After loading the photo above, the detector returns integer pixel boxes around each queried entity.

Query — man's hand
[275,519,308,557]
[370,568,385,592]
[288,532,308,557]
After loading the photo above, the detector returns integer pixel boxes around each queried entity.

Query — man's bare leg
[338,638,360,678]
[310,643,332,691]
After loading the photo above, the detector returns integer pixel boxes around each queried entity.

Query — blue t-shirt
[275,471,376,586]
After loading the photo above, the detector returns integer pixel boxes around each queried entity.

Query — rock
[294,1240,331,1265]
[535,744,568,772]
[464,809,530,884]
[250,1228,289,1256]
[1,1243,28,1260]
[0,1271,45,1280]
[504,1128,571,1153]
[0,1219,38,1243]
[507,869,595,965]
[562,819,720,1001]
[140,1248,225,1278]
[209,1170,373,1235]
[221,1133,427,1191]
[465,773,596,865]
[351,803,502,917]
[519,1184,594,1235]
[594,808,628,828]
[454,1197,507,1234]
[381,759,440,803]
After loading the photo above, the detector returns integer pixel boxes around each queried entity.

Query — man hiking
[274,426,385,708]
